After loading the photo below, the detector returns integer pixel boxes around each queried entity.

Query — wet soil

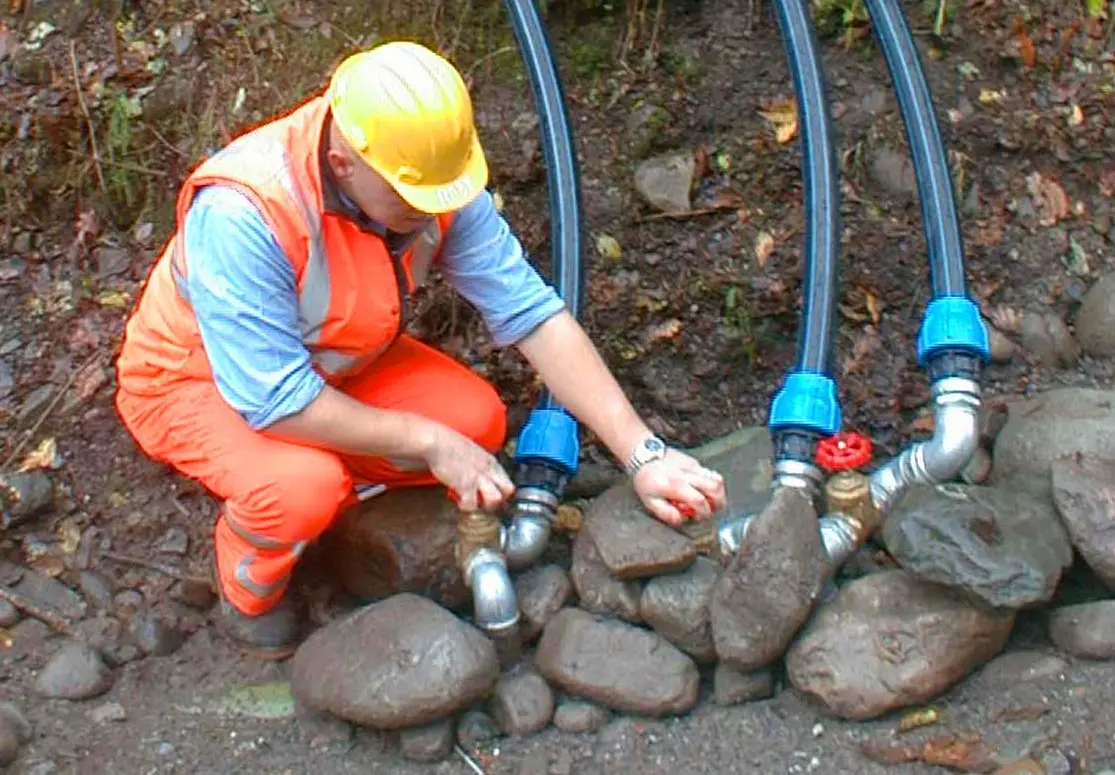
[1,0,1115,771]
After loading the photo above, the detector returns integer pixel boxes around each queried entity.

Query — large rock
[35,641,113,700]
[785,570,1015,720]
[688,426,776,517]
[640,556,720,662]
[633,152,695,214]
[570,529,642,622]
[582,486,696,580]
[319,487,468,609]
[1073,271,1115,357]
[535,608,699,717]
[290,594,499,729]
[881,483,1073,609]
[514,564,573,642]
[1049,601,1115,660]
[1051,458,1115,589]
[710,486,827,670]
[993,388,1115,487]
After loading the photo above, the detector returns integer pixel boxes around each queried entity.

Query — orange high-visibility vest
[115,94,455,398]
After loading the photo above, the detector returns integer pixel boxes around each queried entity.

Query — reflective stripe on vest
[169,134,444,380]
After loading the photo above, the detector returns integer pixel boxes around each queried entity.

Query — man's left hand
[633,448,727,526]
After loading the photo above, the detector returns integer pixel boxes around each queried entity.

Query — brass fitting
[455,510,503,572]
[823,470,881,539]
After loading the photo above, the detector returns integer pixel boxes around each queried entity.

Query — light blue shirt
[181,184,565,429]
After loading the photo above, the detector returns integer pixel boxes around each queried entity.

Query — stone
[1049,601,1115,660]
[77,571,114,611]
[992,388,1115,487]
[569,529,642,622]
[1018,312,1079,368]
[582,485,696,580]
[490,665,554,737]
[785,570,1015,720]
[0,703,30,767]
[128,611,185,656]
[88,701,127,723]
[155,526,189,555]
[710,486,827,670]
[535,608,699,717]
[515,564,572,642]
[640,556,719,662]
[397,718,453,763]
[1074,272,1115,357]
[633,152,695,214]
[456,709,500,747]
[35,640,114,700]
[713,664,774,705]
[625,103,671,160]
[552,699,610,733]
[881,483,1073,609]
[295,703,353,748]
[0,563,84,620]
[1051,457,1115,589]
[973,651,1067,688]
[318,488,468,609]
[0,471,54,528]
[172,579,216,610]
[290,593,499,729]
[868,146,918,200]
[988,326,1018,363]
[94,247,131,279]
[0,598,19,627]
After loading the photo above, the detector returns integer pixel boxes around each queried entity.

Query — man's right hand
[421,422,515,512]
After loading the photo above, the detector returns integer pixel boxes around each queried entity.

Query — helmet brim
[379,133,489,215]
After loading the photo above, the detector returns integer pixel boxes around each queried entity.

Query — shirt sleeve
[181,185,325,430]
[438,189,567,348]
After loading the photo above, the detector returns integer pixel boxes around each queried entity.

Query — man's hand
[422,423,516,513]
[633,448,727,526]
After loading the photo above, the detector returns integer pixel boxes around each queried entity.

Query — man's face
[326,137,432,235]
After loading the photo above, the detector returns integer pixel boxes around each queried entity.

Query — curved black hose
[771,0,840,375]
[503,0,585,409]
[862,0,966,298]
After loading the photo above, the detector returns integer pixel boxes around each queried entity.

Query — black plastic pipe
[861,0,966,298]
[771,0,840,376]
[503,0,585,411]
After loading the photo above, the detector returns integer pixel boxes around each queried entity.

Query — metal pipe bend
[464,547,521,636]
[870,377,981,514]
[502,513,553,571]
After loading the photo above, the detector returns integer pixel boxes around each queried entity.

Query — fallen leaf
[754,230,775,267]
[1068,103,1084,127]
[647,318,682,343]
[1025,172,1070,227]
[492,190,505,212]
[758,98,798,145]
[693,145,709,180]
[842,325,882,377]
[96,290,132,309]
[708,188,744,210]
[921,733,999,773]
[857,740,922,765]
[1016,28,1037,69]
[971,217,1005,247]
[1100,169,1115,199]
[992,704,1049,722]
[0,23,16,62]
[898,707,941,732]
[73,360,107,402]
[865,290,882,325]
[595,233,622,260]
[18,437,60,472]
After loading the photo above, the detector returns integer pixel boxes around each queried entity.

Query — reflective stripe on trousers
[222,510,308,600]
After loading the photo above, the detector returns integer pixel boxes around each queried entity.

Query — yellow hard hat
[327,41,489,214]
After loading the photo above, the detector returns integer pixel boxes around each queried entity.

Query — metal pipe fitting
[501,486,558,571]
[870,377,981,515]
[457,511,521,636]
[773,458,825,495]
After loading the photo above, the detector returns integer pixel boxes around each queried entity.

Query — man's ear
[326,147,354,181]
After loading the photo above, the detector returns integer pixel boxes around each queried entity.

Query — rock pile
[287,394,1115,761]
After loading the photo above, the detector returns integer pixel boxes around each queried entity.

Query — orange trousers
[115,335,507,616]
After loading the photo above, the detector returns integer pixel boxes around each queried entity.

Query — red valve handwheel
[815,432,873,471]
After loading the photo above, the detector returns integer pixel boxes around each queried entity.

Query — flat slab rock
[993,388,1115,486]
[570,529,642,622]
[785,570,1015,720]
[1051,458,1115,589]
[882,482,1073,609]
[710,486,827,671]
[582,483,696,580]
[290,593,499,730]
[1048,601,1115,660]
[640,556,720,663]
[318,487,468,609]
[535,608,699,717]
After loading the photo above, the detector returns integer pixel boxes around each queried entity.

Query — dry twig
[99,550,212,588]
[0,583,73,635]
[68,40,107,195]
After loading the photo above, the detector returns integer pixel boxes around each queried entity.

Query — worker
[113,40,727,659]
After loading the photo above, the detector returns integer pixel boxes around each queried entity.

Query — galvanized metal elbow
[463,547,520,637]
[501,486,559,570]
[870,377,981,515]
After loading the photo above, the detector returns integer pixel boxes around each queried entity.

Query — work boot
[216,593,301,661]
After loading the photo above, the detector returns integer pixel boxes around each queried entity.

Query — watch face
[644,437,665,453]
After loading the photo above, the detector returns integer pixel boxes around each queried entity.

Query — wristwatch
[624,435,667,476]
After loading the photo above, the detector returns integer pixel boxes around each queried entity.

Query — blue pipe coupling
[768,371,842,437]
[916,296,991,366]
[514,406,580,474]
